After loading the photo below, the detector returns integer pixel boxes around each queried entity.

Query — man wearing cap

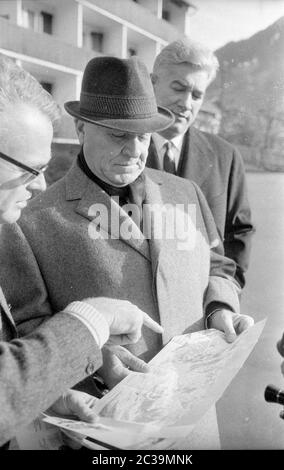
[0,56,253,447]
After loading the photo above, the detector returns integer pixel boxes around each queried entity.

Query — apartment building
[0,0,195,143]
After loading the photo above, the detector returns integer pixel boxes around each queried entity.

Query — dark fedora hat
[64,56,174,133]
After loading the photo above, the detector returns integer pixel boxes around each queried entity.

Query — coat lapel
[143,171,165,279]
[178,127,213,190]
[0,285,17,339]
[148,129,214,192]
[66,160,150,260]
[146,138,163,171]
[144,170,202,345]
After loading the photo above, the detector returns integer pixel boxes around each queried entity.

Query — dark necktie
[163,141,176,175]
[127,173,145,230]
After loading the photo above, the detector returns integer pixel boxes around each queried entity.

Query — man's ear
[74,119,85,145]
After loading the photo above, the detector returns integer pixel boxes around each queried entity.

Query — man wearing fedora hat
[0,55,164,447]
[0,56,253,447]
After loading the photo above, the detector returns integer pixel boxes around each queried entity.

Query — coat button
[86,362,96,375]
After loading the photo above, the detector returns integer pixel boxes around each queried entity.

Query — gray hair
[0,54,61,128]
[153,38,219,84]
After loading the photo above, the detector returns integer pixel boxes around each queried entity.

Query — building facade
[0,0,194,143]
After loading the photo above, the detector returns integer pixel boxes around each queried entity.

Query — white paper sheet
[43,320,266,449]
[15,417,64,450]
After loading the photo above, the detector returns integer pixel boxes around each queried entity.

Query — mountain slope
[207,17,284,171]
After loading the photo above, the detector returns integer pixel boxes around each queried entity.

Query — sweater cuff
[64,301,110,348]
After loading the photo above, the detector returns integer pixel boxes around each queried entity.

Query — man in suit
[147,38,254,289]
[0,55,160,447]
[0,55,253,374]
[0,56,253,448]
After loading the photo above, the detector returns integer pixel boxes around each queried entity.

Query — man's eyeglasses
[0,151,48,184]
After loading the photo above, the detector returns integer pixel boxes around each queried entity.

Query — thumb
[108,353,132,387]
[74,404,97,423]
[222,315,237,343]
[64,391,98,423]
[117,347,150,373]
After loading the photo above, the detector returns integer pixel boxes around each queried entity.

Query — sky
[187,0,284,49]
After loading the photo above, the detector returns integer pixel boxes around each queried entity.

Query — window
[40,82,53,95]
[40,11,53,35]
[162,10,170,21]
[90,32,104,52]
[22,9,53,34]
[128,48,137,57]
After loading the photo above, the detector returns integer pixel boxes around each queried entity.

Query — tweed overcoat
[0,284,102,446]
[0,161,240,362]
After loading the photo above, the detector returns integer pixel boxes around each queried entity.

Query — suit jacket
[0,161,240,364]
[0,284,102,446]
[146,127,254,288]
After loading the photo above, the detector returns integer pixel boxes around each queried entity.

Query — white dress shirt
[152,133,185,171]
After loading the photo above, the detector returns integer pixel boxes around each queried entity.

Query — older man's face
[0,105,53,224]
[78,122,151,187]
[153,63,209,138]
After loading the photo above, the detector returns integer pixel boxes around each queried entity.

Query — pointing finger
[142,312,164,334]
[233,314,254,334]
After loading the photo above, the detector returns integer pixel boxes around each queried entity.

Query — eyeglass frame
[0,151,48,184]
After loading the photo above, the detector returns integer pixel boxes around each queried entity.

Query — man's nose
[123,136,141,158]
[179,91,192,110]
[27,173,47,192]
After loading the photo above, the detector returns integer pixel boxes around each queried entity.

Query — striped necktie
[163,141,176,175]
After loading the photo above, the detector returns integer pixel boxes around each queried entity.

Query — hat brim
[64,101,174,133]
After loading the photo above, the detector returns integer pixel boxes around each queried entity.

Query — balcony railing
[0,17,96,71]
[79,0,184,42]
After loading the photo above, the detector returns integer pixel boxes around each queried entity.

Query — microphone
[264,334,284,420]
[264,385,284,420]
[264,385,284,405]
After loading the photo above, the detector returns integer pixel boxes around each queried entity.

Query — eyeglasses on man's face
[0,151,48,185]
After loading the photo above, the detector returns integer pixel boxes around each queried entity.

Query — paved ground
[217,172,284,449]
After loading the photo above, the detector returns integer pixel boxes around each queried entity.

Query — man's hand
[49,389,98,423]
[208,309,254,343]
[84,297,163,344]
[98,345,149,389]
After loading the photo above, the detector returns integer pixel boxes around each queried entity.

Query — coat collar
[0,285,17,338]
[65,160,155,260]
[148,127,214,190]
[143,170,164,275]
[146,139,163,171]
[65,158,89,201]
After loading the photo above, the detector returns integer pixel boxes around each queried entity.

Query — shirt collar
[152,132,184,153]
